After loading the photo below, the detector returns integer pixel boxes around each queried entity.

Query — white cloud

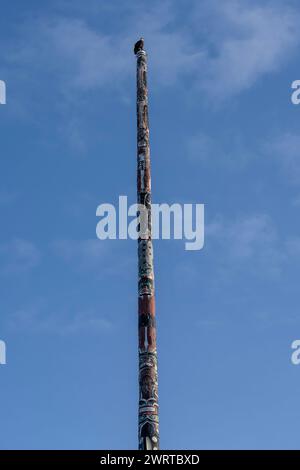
[197,0,300,98]
[188,133,214,163]
[225,215,276,259]
[265,132,300,183]
[45,18,131,91]
[285,236,300,257]
[206,213,284,278]
[52,238,134,279]
[60,311,112,335]
[187,130,257,167]
[0,239,41,274]
[39,7,201,90]
[9,302,112,335]
[52,239,107,270]
[175,212,285,292]
[8,0,298,99]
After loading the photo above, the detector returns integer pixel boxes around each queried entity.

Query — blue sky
[1,0,300,450]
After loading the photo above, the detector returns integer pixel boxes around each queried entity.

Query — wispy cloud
[188,133,214,164]
[6,0,299,100]
[52,238,134,278]
[285,236,300,257]
[43,18,131,91]
[52,238,107,271]
[175,212,285,293]
[8,302,113,335]
[187,130,257,168]
[196,0,300,98]
[0,239,41,274]
[206,213,284,280]
[60,311,112,335]
[265,132,300,183]
[17,6,200,91]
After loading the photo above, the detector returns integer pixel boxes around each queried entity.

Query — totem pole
[134,38,160,450]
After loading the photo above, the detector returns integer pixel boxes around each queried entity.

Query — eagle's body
[134,38,144,55]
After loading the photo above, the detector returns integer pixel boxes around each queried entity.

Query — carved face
[141,373,155,399]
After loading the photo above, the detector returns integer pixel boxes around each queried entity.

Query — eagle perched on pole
[134,37,144,55]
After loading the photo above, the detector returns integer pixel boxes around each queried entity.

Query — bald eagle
[134,38,144,55]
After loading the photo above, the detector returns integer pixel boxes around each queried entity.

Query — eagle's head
[134,38,145,55]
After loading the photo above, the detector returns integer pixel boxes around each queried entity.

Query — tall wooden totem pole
[134,38,160,450]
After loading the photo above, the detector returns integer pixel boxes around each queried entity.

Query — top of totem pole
[134,37,146,56]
